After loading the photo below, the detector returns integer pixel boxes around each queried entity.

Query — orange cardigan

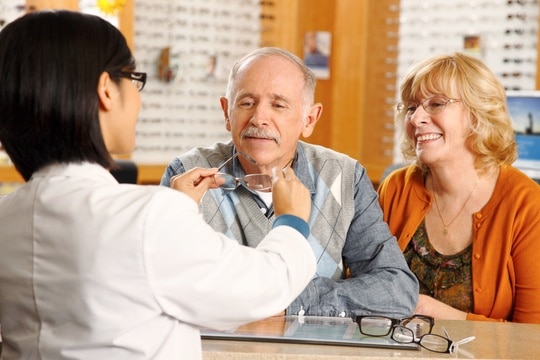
[378,164,540,323]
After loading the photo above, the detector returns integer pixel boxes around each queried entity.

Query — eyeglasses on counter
[354,314,475,354]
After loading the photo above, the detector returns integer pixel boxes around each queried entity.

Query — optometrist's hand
[170,168,225,203]
[272,167,311,222]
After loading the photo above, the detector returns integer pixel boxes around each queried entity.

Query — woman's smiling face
[405,92,474,166]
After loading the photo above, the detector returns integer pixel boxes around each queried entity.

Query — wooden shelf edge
[0,164,167,185]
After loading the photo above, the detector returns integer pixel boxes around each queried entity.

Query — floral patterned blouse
[403,221,473,312]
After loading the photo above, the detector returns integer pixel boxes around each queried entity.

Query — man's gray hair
[225,47,317,114]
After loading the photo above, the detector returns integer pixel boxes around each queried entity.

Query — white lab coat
[0,162,315,359]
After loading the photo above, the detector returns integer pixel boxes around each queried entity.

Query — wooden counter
[0,164,167,185]
[202,318,540,360]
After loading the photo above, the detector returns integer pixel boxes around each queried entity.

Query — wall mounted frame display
[131,0,261,164]
[394,0,539,163]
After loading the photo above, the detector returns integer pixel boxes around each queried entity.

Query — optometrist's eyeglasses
[117,71,147,91]
[396,96,461,116]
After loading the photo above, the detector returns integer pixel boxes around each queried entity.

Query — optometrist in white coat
[0,11,316,360]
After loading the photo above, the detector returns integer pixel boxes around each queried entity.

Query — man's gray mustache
[241,128,281,144]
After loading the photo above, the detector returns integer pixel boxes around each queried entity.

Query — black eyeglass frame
[391,325,455,353]
[354,314,434,338]
[117,71,147,91]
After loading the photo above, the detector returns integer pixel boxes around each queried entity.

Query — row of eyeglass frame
[354,314,475,354]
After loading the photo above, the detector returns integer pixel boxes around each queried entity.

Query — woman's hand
[170,168,225,203]
[271,167,311,222]
[415,294,467,320]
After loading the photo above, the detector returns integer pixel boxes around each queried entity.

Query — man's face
[221,56,319,175]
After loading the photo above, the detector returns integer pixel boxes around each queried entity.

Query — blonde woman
[378,52,540,323]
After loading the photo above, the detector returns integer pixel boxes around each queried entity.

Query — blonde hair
[396,52,517,173]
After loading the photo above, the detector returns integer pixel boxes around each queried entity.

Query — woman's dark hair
[0,10,134,181]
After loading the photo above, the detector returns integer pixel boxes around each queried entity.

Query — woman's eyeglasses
[117,71,147,91]
[396,96,461,116]
[355,315,475,353]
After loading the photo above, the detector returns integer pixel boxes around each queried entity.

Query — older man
[161,47,418,318]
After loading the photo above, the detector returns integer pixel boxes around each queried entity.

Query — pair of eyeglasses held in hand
[194,152,293,192]
[215,152,272,192]
[355,315,475,354]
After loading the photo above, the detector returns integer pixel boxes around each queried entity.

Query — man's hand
[170,168,225,203]
[271,167,311,221]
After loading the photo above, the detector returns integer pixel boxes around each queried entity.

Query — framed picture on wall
[304,31,331,79]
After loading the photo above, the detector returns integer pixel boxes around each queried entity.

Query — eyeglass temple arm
[441,326,475,353]
[216,152,257,171]
[283,155,295,168]
[193,152,258,186]
[455,336,476,346]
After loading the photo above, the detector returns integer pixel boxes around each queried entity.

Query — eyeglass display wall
[397,0,538,93]
[0,1,25,30]
[131,0,260,164]
[392,0,539,163]
[0,0,259,166]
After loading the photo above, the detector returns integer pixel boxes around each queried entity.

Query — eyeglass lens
[217,173,272,192]
[356,315,433,338]
[214,152,296,192]
[400,315,434,337]
[357,316,395,336]
[391,326,451,353]
[118,71,147,91]
[397,97,457,115]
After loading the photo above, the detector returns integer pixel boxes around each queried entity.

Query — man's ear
[220,96,232,132]
[97,71,114,111]
[301,103,323,138]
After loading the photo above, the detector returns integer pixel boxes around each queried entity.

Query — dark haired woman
[0,10,315,359]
